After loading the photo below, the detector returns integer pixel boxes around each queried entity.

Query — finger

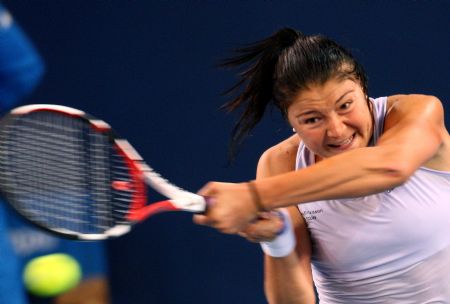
[238,230,265,243]
[245,237,259,243]
[197,182,215,197]
[193,214,210,226]
[237,231,248,238]
[257,211,272,220]
[238,229,258,241]
[242,220,284,241]
[217,225,241,235]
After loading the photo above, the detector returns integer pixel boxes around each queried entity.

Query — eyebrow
[297,89,354,116]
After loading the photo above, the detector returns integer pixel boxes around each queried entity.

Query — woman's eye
[340,101,352,110]
[304,117,320,124]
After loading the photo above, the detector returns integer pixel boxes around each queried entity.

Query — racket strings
[0,112,134,236]
[110,154,143,215]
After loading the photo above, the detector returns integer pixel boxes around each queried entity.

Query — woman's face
[287,78,373,160]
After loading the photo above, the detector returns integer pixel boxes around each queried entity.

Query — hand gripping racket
[0,104,207,240]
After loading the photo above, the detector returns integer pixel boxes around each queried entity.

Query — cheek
[348,107,371,133]
[361,109,373,133]
[297,129,324,148]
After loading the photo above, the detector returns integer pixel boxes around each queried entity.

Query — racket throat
[126,200,179,222]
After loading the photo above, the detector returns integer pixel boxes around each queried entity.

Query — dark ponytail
[221,28,368,160]
[220,28,302,159]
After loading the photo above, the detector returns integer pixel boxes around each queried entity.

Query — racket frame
[0,104,206,240]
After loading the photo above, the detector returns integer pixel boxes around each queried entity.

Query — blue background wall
[3,1,449,303]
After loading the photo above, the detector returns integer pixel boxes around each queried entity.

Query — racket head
[0,104,147,240]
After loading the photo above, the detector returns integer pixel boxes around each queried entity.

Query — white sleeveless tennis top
[296,97,450,303]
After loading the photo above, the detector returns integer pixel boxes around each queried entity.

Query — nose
[326,114,346,138]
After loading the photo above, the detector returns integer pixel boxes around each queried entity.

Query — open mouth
[327,134,355,150]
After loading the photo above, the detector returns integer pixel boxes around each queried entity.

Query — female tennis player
[195,28,450,302]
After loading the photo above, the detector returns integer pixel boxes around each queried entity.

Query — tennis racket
[0,104,207,240]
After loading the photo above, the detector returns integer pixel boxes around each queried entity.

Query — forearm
[258,146,407,209]
[261,207,315,304]
[264,253,315,304]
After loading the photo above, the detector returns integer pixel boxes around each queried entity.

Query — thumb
[197,182,215,197]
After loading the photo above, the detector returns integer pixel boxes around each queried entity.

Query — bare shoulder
[257,134,301,177]
[386,94,450,170]
[386,94,443,115]
[385,94,446,131]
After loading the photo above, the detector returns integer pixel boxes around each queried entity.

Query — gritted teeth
[328,134,354,147]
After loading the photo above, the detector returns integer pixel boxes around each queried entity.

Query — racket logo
[112,180,134,192]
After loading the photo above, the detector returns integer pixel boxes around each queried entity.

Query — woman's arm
[258,94,446,209]
[199,94,447,233]
[255,136,315,304]
[263,207,315,304]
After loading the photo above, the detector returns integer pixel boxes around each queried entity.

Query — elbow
[382,163,411,187]
[369,140,431,188]
[377,155,416,187]
[366,148,413,188]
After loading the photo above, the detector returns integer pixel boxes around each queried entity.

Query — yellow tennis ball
[23,253,82,297]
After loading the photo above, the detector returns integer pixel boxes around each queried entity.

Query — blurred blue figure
[0,3,109,304]
[0,5,43,106]
[0,3,44,304]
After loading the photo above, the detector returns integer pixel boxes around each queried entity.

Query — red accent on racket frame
[114,144,148,222]
[113,144,184,222]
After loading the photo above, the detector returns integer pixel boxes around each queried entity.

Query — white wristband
[260,209,296,258]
